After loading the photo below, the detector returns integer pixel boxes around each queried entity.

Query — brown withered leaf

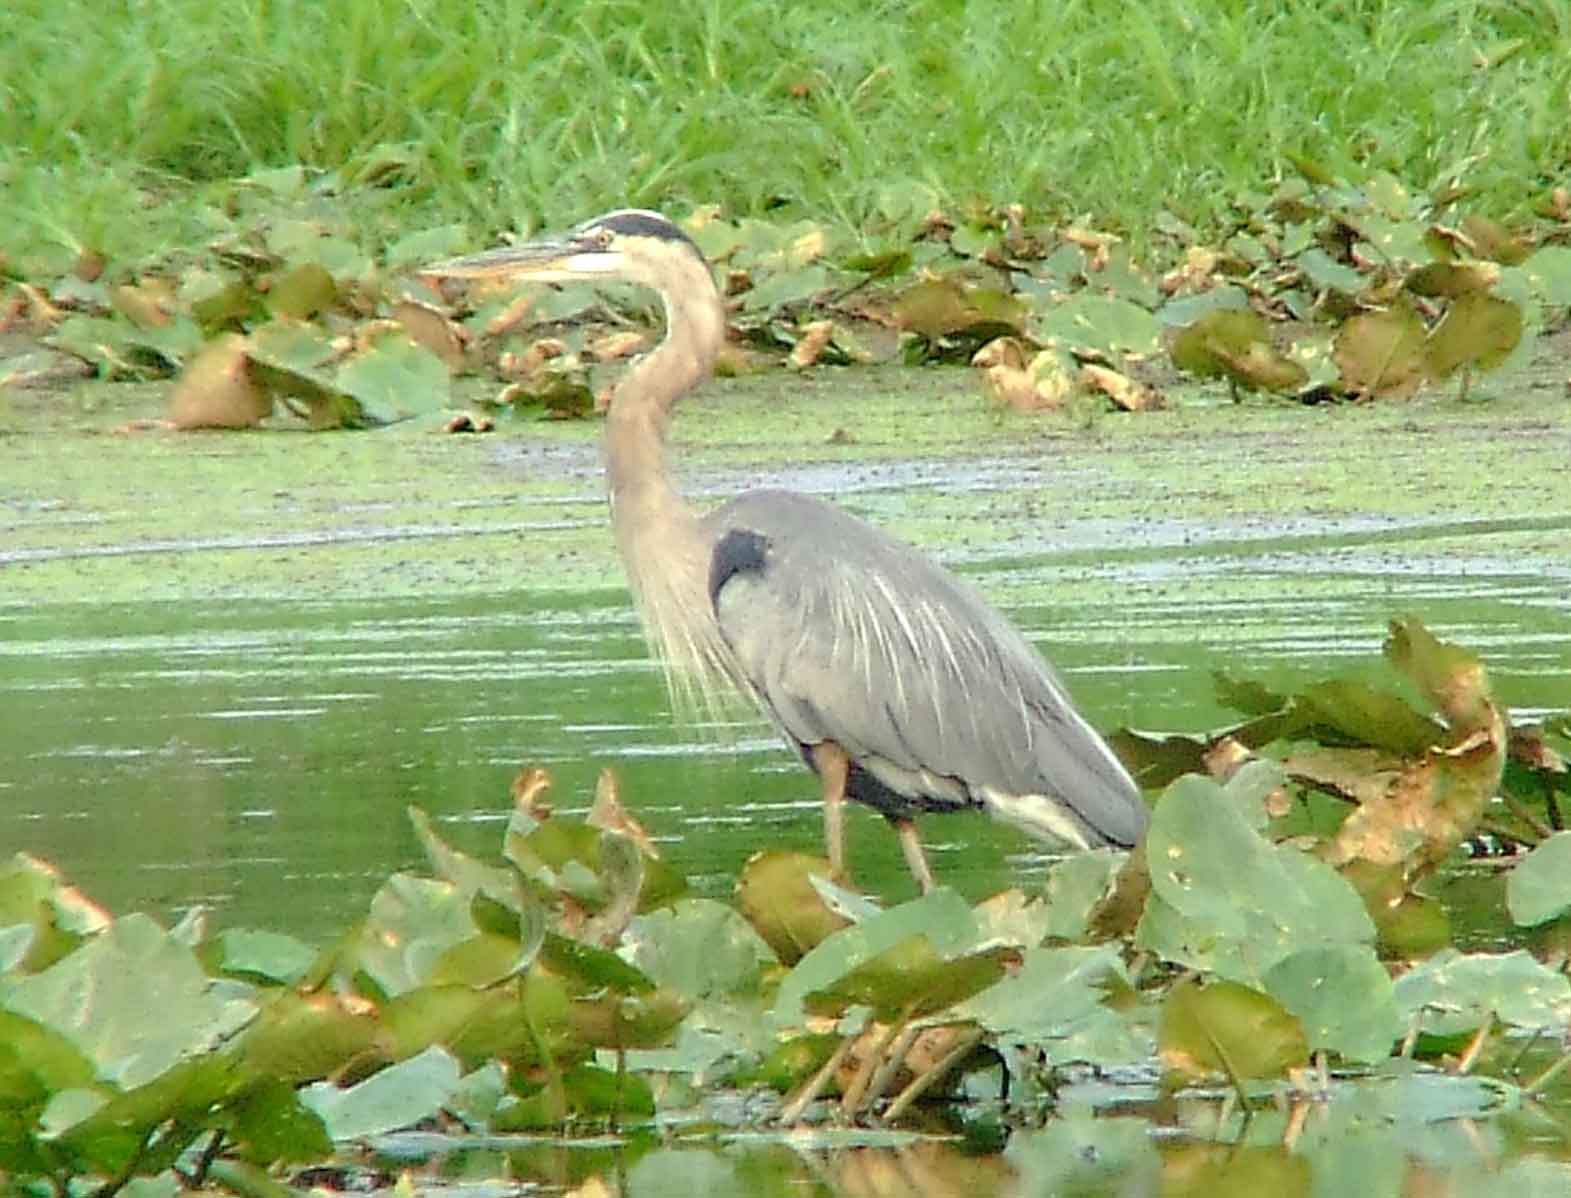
[1423,292,1522,379]
[586,768,660,860]
[482,292,536,340]
[1161,246,1222,295]
[1406,260,1501,299]
[1459,214,1534,265]
[1086,844,1151,942]
[1511,724,1569,773]
[499,338,567,378]
[789,320,835,369]
[1384,617,1497,733]
[1081,363,1163,411]
[167,333,272,429]
[1322,729,1504,870]
[1283,746,1402,806]
[1064,226,1117,272]
[586,330,647,362]
[972,337,1074,411]
[1172,309,1308,395]
[267,262,337,321]
[512,766,554,819]
[1202,736,1254,782]
[74,248,107,283]
[392,299,465,369]
[110,279,176,329]
[893,276,1025,339]
[1332,302,1428,398]
[443,412,494,433]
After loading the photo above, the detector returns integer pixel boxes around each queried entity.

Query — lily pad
[1159,978,1308,1083]
[300,1044,461,1141]
[1506,832,1571,927]
[1332,302,1427,398]
[1393,949,1571,1036]
[2,914,256,1089]
[1135,766,1375,984]
[1262,944,1400,1063]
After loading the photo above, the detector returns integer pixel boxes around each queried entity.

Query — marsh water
[4,374,1569,940]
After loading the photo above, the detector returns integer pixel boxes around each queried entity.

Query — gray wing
[703,489,1147,848]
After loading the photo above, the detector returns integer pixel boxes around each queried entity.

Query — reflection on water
[368,1098,1571,1197]
[2,510,1568,940]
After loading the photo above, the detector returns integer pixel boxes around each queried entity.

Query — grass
[3,0,1568,271]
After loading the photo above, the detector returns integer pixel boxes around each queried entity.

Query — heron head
[424,209,705,287]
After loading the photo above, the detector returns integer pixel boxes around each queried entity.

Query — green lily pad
[1159,978,1308,1083]
[1393,948,1571,1036]
[300,1044,461,1141]
[622,898,776,1003]
[802,933,1014,1021]
[2,914,256,1089]
[1263,944,1400,1063]
[204,928,318,985]
[734,850,851,965]
[335,335,450,423]
[493,1062,654,1130]
[957,945,1134,1055]
[1507,832,1571,927]
[1135,766,1375,984]
[237,991,380,1083]
[772,889,978,1028]
[355,874,476,998]
[1425,292,1523,378]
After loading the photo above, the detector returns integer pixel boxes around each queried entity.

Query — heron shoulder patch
[708,528,770,609]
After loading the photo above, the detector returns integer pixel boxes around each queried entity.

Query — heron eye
[588,228,613,249]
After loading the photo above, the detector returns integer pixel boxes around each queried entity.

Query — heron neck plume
[604,248,735,711]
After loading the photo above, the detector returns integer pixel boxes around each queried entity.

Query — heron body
[432,209,1148,892]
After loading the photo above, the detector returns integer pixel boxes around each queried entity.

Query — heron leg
[894,818,936,895]
[809,741,850,883]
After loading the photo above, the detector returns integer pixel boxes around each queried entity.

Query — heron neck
[604,258,725,536]
[603,258,730,703]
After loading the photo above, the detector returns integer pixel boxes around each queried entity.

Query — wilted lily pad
[1332,302,1427,398]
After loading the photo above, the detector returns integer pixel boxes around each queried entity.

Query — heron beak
[422,236,617,283]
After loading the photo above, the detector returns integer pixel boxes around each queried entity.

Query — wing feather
[705,489,1146,847]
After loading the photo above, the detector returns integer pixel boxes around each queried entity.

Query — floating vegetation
[2,619,1570,1195]
[6,166,1570,427]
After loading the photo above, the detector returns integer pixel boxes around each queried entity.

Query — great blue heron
[430,209,1148,892]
